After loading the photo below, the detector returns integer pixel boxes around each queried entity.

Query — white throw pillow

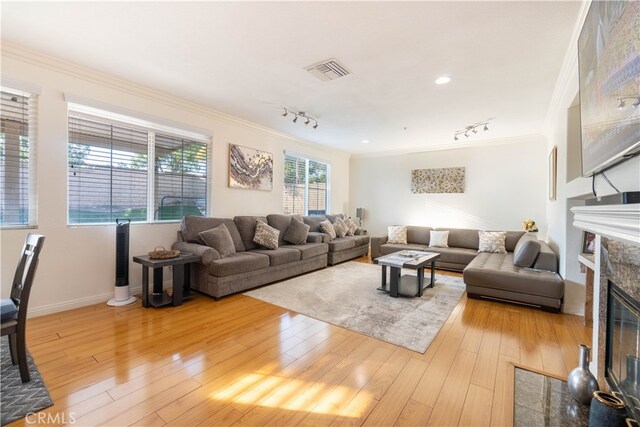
[388,226,408,244]
[429,230,449,248]
[478,231,507,253]
[345,217,357,236]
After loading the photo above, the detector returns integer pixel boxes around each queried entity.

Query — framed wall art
[229,144,273,191]
[411,167,465,194]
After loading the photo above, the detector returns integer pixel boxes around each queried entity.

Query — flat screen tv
[578,0,640,177]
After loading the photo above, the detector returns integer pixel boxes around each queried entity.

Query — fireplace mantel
[571,203,640,244]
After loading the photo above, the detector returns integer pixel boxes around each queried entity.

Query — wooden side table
[133,253,201,308]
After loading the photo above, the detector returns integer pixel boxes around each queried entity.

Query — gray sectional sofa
[173,214,369,299]
[371,226,565,311]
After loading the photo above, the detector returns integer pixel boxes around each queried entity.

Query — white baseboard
[562,302,585,316]
[27,283,177,317]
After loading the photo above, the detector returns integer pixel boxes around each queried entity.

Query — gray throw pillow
[319,220,337,240]
[513,238,541,268]
[284,216,310,245]
[254,219,279,250]
[199,224,236,258]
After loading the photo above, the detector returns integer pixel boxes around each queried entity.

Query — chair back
[10,234,45,321]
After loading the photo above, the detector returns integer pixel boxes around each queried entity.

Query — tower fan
[108,219,136,306]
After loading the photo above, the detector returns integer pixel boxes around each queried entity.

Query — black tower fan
[107,219,136,306]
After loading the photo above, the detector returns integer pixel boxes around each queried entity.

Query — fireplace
[607,282,640,420]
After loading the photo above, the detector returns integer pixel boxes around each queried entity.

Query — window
[283,153,330,215]
[68,111,208,224]
[0,88,37,227]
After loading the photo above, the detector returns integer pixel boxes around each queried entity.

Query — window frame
[0,86,38,229]
[67,106,210,226]
[283,152,331,216]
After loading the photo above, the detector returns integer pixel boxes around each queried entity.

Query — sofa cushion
[429,230,449,248]
[319,220,337,240]
[199,224,236,258]
[326,213,345,223]
[307,232,327,243]
[388,226,408,244]
[284,216,310,245]
[380,243,429,256]
[267,214,293,246]
[209,252,270,277]
[234,216,267,250]
[181,216,245,252]
[428,247,479,266]
[250,247,301,266]
[505,231,526,252]
[478,231,507,253]
[254,220,279,250]
[464,252,564,299]
[0,299,17,322]
[513,234,541,268]
[303,215,327,232]
[283,242,328,260]
[407,226,431,245]
[328,237,356,252]
[351,235,370,247]
[440,228,479,250]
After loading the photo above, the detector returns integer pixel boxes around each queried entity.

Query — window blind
[283,154,329,216]
[154,133,207,220]
[0,89,37,227]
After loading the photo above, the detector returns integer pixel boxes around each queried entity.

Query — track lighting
[617,97,640,110]
[454,119,493,141]
[281,108,319,130]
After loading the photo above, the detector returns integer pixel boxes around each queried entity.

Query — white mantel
[571,203,640,244]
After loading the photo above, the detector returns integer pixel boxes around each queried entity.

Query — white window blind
[0,89,37,227]
[68,111,209,224]
[284,153,329,215]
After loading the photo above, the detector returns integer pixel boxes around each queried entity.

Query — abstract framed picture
[411,167,465,194]
[549,146,557,201]
[229,144,273,191]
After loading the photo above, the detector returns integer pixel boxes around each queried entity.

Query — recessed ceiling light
[361,140,369,144]
[435,76,451,85]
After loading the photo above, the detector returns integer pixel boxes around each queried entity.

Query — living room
[1,1,639,426]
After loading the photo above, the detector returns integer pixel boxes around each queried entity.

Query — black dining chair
[1,233,45,383]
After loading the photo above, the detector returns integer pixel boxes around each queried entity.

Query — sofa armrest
[370,235,388,261]
[355,228,367,235]
[172,241,220,265]
[306,232,324,244]
[533,241,559,273]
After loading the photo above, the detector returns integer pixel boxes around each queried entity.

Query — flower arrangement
[522,219,539,232]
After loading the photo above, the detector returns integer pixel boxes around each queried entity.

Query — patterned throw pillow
[429,230,449,248]
[333,220,347,238]
[478,231,507,253]
[253,219,279,250]
[388,226,408,244]
[345,217,357,236]
[319,220,337,240]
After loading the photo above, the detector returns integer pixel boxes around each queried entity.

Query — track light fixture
[454,119,493,141]
[280,108,319,130]
[617,96,640,110]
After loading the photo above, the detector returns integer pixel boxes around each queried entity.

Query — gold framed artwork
[549,146,557,201]
[228,144,273,191]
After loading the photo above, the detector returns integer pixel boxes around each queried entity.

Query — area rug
[1,339,53,425]
[245,261,465,353]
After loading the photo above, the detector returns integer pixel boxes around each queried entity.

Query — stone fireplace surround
[572,204,640,409]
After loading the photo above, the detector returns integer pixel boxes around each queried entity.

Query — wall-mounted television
[578,0,640,177]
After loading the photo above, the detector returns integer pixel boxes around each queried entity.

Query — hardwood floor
[10,259,590,426]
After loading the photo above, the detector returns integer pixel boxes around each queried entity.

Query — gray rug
[245,262,465,353]
[1,338,53,426]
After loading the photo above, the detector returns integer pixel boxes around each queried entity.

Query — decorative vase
[567,344,600,405]
[589,391,627,427]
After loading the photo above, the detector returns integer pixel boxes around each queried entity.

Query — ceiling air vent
[305,58,351,81]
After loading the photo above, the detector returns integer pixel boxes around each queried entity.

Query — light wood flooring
[10,259,590,426]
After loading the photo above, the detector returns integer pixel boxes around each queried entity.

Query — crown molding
[543,0,591,135]
[350,134,544,160]
[1,41,350,158]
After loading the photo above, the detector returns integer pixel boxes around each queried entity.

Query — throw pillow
[429,230,450,248]
[334,220,347,238]
[345,217,357,236]
[478,231,507,253]
[319,220,337,240]
[199,224,236,258]
[513,237,541,268]
[284,216,310,245]
[253,219,279,250]
[388,226,408,244]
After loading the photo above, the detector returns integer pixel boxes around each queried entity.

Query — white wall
[349,137,548,237]
[544,1,640,315]
[0,47,350,316]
